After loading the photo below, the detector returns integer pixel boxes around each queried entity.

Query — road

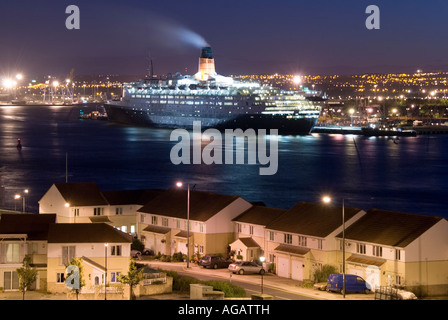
[140,261,319,300]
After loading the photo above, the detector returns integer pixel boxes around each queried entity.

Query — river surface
[0,104,447,219]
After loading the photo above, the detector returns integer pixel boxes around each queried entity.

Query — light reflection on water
[0,105,447,218]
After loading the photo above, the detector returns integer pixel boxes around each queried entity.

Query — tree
[65,257,86,300]
[118,260,143,300]
[16,255,38,300]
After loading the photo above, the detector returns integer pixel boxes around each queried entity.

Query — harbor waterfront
[0,104,447,220]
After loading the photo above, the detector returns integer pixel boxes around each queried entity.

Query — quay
[311,125,448,136]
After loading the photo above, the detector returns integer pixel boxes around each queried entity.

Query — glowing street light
[293,75,302,85]
[16,74,23,80]
[322,195,346,298]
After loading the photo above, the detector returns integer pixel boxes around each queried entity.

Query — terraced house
[137,188,252,259]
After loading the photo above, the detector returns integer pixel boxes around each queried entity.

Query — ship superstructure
[104,47,321,134]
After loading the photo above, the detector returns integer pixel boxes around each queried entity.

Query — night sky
[1,0,448,78]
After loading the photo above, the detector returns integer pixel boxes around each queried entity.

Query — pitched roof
[0,213,56,240]
[143,225,171,234]
[232,206,287,226]
[101,189,164,206]
[47,223,133,243]
[340,208,443,247]
[237,237,261,248]
[274,244,310,256]
[53,182,108,206]
[266,201,363,238]
[137,189,240,221]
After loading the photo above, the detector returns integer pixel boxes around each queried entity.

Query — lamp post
[176,181,190,268]
[104,243,108,300]
[23,189,28,213]
[259,256,266,294]
[14,194,20,211]
[322,196,345,298]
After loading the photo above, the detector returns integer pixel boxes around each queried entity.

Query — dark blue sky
[1,0,448,78]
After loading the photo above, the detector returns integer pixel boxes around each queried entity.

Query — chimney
[196,47,216,80]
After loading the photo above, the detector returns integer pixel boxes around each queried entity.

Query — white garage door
[277,257,290,278]
[291,260,303,281]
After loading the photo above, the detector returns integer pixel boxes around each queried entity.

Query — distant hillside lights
[170,121,279,176]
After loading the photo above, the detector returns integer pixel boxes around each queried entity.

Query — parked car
[199,255,232,269]
[143,249,154,256]
[228,261,265,275]
[326,274,370,294]
[131,250,142,259]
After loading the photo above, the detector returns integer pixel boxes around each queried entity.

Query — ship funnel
[196,46,216,80]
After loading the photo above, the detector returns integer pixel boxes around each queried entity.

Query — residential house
[0,213,56,291]
[137,189,252,259]
[340,208,448,296]
[39,182,162,236]
[46,223,132,294]
[264,201,366,282]
[230,205,287,261]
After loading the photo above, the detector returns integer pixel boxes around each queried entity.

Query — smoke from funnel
[145,13,209,50]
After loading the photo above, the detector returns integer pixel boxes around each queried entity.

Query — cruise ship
[104,47,322,134]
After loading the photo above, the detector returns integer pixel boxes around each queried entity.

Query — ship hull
[104,103,318,135]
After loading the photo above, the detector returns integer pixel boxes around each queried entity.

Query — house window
[29,243,39,254]
[115,207,123,215]
[269,231,274,241]
[4,271,19,290]
[62,246,76,265]
[6,243,20,263]
[176,219,181,228]
[236,223,242,233]
[121,226,127,233]
[318,239,323,250]
[373,245,382,257]
[151,216,158,225]
[111,245,122,256]
[269,254,274,263]
[199,223,204,233]
[199,246,204,254]
[130,225,135,234]
[395,249,401,261]
[357,243,366,254]
[284,233,292,244]
[162,217,168,227]
[110,272,121,283]
[396,275,402,285]
[93,207,104,216]
[56,273,66,284]
[298,236,307,247]
[249,226,254,235]
[74,208,80,216]
[140,214,145,223]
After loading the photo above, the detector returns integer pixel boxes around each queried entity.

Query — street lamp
[176,181,190,268]
[322,196,346,298]
[104,243,108,300]
[14,194,21,211]
[259,256,266,294]
[23,189,28,213]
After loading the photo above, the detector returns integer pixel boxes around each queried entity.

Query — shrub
[313,264,338,283]
[161,269,246,297]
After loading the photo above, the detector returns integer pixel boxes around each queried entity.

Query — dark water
[1,104,447,219]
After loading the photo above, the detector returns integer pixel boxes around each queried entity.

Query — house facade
[137,189,252,259]
[340,208,448,296]
[46,223,132,294]
[0,213,56,291]
[39,182,161,236]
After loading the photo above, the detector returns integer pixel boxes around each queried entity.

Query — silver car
[228,261,265,275]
